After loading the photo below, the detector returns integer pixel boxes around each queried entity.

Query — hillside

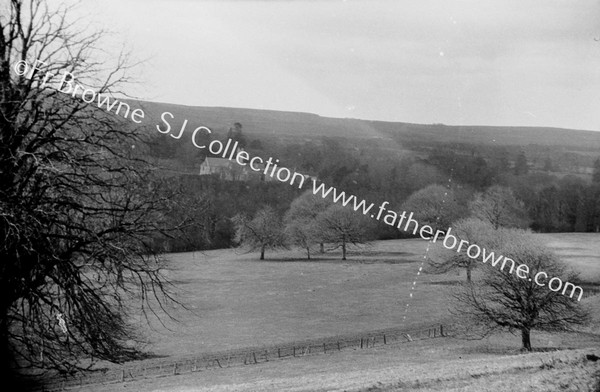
[133,100,600,150]
[127,100,600,252]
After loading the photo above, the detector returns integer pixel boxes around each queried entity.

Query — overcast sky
[74,0,600,131]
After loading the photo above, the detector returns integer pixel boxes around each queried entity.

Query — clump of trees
[451,229,589,351]
[428,184,531,281]
[235,191,371,260]
[426,182,591,351]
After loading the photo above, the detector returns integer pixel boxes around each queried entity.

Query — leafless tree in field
[451,230,589,351]
[402,184,465,232]
[469,185,529,230]
[284,190,331,257]
[428,218,496,282]
[0,0,183,380]
[234,206,286,260]
[316,204,371,260]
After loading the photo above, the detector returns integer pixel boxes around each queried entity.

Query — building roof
[203,157,232,168]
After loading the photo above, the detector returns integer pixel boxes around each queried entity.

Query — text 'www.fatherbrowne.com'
[311,180,585,302]
[16,58,583,302]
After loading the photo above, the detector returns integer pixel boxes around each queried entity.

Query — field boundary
[36,323,452,391]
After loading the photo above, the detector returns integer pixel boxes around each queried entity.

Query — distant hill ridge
[132,100,600,150]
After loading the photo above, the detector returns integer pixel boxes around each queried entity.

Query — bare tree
[429,218,496,282]
[316,204,370,260]
[402,184,465,232]
[451,230,589,351]
[284,191,331,255]
[0,0,180,379]
[284,219,318,260]
[469,185,529,229]
[234,206,286,260]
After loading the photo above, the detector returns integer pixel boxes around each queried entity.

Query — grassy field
[82,233,599,391]
[539,233,600,280]
[83,333,600,392]
[134,239,457,357]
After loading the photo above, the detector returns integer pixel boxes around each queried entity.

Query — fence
[36,323,451,391]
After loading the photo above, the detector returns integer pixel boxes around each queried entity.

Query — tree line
[233,183,528,262]
[233,191,373,260]
[148,127,600,254]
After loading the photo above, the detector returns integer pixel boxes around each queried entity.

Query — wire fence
[36,323,452,391]
[32,288,600,391]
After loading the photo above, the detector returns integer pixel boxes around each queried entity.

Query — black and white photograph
[1,0,599,391]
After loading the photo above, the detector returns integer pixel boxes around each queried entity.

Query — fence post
[293,346,296,357]
[440,325,444,337]
[173,363,177,375]
[121,369,125,382]
[323,343,326,353]
[253,352,258,364]
[383,334,387,345]
[278,348,281,358]
[360,338,363,349]
[337,341,341,351]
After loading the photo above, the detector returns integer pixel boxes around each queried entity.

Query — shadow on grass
[243,257,421,264]
[346,250,417,257]
[459,345,569,356]
[425,280,462,286]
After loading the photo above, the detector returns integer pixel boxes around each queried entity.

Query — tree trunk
[260,244,265,260]
[0,309,18,385]
[306,246,311,260]
[0,318,11,379]
[319,243,324,253]
[342,234,346,261]
[116,266,123,286]
[466,265,472,283]
[521,327,532,351]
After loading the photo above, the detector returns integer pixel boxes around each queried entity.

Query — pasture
[86,233,599,391]
[539,233,600,279]
[135,239,456,357]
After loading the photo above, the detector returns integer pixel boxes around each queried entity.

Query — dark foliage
[0,0,180,379]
